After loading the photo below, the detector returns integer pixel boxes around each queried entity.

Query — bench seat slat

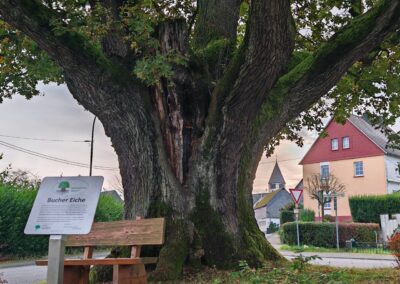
[66,218,165,247]
[36,257,158,266]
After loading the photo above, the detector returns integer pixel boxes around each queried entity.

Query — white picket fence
[380,214,400,241]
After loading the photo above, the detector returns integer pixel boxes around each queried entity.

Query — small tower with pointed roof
[268,161,286,192]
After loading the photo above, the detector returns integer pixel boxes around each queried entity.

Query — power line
[0,140,118,170]
[258,157,302,165]
[0,133,90,143]
[0,140,118,171]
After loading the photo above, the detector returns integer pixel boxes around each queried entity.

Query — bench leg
[64,266,90,284]
[113,264,147,284]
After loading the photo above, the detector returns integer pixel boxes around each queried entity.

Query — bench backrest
[66,218,165,247]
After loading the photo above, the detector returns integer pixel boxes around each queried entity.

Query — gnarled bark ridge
[1,0,399,280]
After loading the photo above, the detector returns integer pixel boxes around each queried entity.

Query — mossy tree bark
[1,0,400,280]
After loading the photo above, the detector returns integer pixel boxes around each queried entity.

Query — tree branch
[98,0,132,62]
[0,0,127,81]
[256,0,400,147]
[215,0,294,149]
[233,0,400,208]
[225,0,294,113]
[193,0,241,48]
[214,0,295,200]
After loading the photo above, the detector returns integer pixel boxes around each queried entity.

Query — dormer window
[331,138,339,151]
[343,136,350,149]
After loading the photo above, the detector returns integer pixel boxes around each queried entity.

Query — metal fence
[345,240,391,254]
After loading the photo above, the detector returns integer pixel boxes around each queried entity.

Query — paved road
[280,251,397,268]
[1,264,46,284]
[0,252,109,284]
[266,233,398,268]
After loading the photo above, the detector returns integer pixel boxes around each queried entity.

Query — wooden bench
[36,218,165,284]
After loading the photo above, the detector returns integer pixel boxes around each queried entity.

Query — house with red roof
[300,115,400,221]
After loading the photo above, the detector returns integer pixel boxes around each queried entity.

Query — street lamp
[89,116,97,176]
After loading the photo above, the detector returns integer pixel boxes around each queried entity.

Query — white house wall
[254,207,267,220]
[380,214,400,241]
[385,155,400,193]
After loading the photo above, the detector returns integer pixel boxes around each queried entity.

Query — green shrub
[281,222,379,248]
[0,184,46,257]
[282,202,303,211]
[266,222,279,234]
[280,210,295,225]
[299,209,315,222]
[323,214,335,222]
[349,193,400,224]
[0,185,124,257]
[338,223,379,245]
[94,194,124,222]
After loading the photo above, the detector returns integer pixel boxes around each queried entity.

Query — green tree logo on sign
[58,181,70,192]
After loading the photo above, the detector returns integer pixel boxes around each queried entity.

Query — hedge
[0,185,124,257]
[281,222,380,248]
[349,193,400,224]
[299,209,315,222]
[280,210,295,225]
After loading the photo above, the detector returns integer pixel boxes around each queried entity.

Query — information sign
[25,176,103,235]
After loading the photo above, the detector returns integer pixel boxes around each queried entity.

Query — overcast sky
[0,83,316,191]
[0,83,119,188]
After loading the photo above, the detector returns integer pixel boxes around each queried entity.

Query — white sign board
[25,176,103,235]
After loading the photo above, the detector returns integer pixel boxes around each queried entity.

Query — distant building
[254,161,292,234]
[252,193,267,205]
[268,161,286,192]
[300,115,400,221]
[295,179,303,190]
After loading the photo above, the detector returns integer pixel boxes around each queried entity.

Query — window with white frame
[343,136,350,149]
[321,164,330,178]
[323,191,331,209]
[331,138,339,150]
[354,161,364,177]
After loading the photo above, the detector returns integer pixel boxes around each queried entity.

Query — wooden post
[113,216,147,284]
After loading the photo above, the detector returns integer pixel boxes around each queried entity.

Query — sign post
[289,188,303,247]
[325,193,345,250]
[25,176,103,284]
[47,235,66,283]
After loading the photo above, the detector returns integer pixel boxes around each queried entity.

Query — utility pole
[89,116,97,176]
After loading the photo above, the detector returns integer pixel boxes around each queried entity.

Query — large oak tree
[1,0,400,279]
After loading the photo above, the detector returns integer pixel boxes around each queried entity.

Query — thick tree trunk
[62,68,282,282]
[31,15,282,281]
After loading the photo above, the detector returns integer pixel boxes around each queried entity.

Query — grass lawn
[165,263,400,283]
[280,245,392,255]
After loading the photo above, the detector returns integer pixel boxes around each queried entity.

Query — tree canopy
[1,0,400,279]
[1,1,399,146]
